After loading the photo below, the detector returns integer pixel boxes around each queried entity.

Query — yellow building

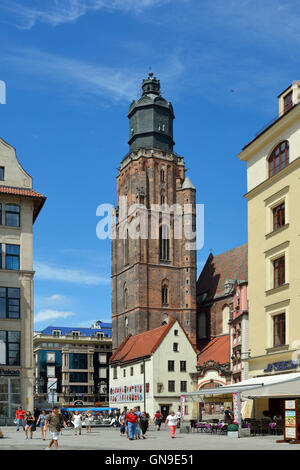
[238,81,300,417]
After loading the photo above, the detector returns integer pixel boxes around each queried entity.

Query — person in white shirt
[72,411,83,436]
[164,411,180,438]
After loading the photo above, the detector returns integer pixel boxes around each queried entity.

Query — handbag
[31,423,36,431]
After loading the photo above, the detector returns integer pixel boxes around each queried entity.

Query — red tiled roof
[197,243,248,300]
[0,185,46,222]
[197,335,230,366]
[110,319,178,365]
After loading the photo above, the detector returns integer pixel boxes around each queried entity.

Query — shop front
[182,372,300,433]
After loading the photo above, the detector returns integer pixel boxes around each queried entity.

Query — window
[0,287,20,319]
[5,245,20,270]
[123,286,128,310]
[130,367,134,376]
[0,330,21,366]
[159,225,170,261]
[273,256,285,288]
[268,141,289,177]
[160,193,166,205]
[140,363,144,374]
[123,369,126,377]
[99,353,106,364]
[162,284,168,306]
[70,372,88,382]
[113,367,117,379]
[273,203,285,231]
[180,361,186,372]
[284,91,293,113]
[72,331,79,338]
[174,330,178,336]
[99,368,107,378]
[70,385,88,394]
[124,230,129,266]
[52,330,61,337]
[47,366,55,378]
[274,313,286,346]
[0,204,2,225]
[173,343,178,352]
[168,360,175,372]
[0,167,4,181]
[47,352,55,363]
[180,381,187,393]
[5,204,20,227]
[69,353,88,369]
[168,380,175,392]
[160,168,165,182]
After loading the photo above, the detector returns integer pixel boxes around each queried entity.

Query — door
[160,405,170,419]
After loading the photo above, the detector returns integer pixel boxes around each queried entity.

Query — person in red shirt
[126,409,139,440]
[15,407,26,431]
[154,410,163,430]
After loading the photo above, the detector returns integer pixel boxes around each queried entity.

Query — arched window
[162,284,169,306]
[162,313,168,325]
[268,141,289,177]
[160,192,166,205]
[222,305,230,334]
[124,315,129,337]
[123,284,128,309]
[124,229,129,265]
[159,225,170,261]
[160,167,165,182]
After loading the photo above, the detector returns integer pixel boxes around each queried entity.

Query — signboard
[48,391,57,403]
[180,395,186,422]
[47,378,57,391]
[232,392,241,428]
[278,399,300,444]
[110,383,150,403]
[264,361,297,373]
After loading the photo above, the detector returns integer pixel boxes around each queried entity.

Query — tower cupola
[128,72,175,152]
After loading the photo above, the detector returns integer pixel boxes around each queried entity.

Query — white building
[109,319,197,420]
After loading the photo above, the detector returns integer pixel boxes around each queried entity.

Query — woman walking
[24,411,36,439]
[72,410,83,436]
[140,412,150,439]
[165,411,180,438]
[119,411,126,437]
[154,410,163,431]
[36,410,47,440]
[84,411,93,433]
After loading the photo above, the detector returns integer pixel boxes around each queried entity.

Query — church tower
[111,73,197,350]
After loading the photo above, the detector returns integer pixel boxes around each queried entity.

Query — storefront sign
[0,369,20,376]
[180,395,186,422]
[284,400,299,442]
[264,361,297,373]
[232,392,241,428]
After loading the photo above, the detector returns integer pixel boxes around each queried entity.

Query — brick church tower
[111,73,197,350]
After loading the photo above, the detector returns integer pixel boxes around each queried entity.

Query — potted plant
[227,423,239,438]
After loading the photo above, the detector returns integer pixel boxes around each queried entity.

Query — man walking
[126,409,139,440]
[15,406,26,431]
[44,406,67,450]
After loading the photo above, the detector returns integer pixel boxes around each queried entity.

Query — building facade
[0,138,45,421]
[238,80,300,417]
[111,73,197,350]
[33,322,112,408]
[109,319,197,419]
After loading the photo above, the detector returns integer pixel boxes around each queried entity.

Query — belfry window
[162,284,168,306]
[159,225,170,261]
[268,141,289,177]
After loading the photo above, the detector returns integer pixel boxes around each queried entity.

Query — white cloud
[34,261,110,285]
[34,309,76,323]
[2,46,184,104]
[1,0,172,30]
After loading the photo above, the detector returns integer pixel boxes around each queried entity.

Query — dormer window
[53,330,61,338]
[72,331,79,338]
[268,141,289,177]
[284,91,293,113]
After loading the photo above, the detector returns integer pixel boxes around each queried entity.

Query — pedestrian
[165,411,179,439]
[34,407,40,422]
[126,409,139,440]
[15,406,26,431]
[24,411,36,439]
[154,410,163,430]
[44,406,67,450]
[119,411,126,436]
[139,411,150,439]
[84,410,93,433]
[72,410,83,436]
[224,406,233,424]
[36,410,47,440]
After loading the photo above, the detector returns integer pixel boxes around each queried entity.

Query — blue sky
[0,0,298,330]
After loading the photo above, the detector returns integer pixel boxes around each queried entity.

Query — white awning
[183,372,300,401]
